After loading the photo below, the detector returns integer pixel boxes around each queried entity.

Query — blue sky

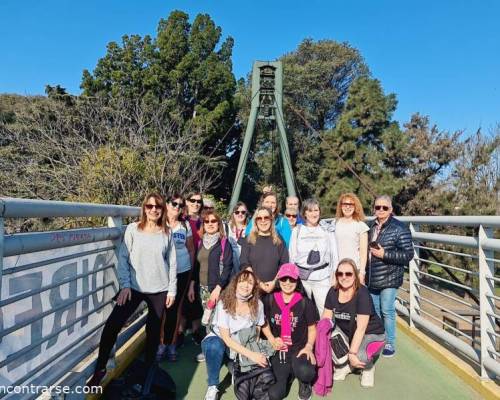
[1,0,499,136]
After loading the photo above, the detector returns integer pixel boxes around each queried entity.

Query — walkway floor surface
[159,326,483,400]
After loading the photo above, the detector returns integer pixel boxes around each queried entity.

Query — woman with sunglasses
[87,193,177,389]
[335,193,369,284]
[202,270,272,400]
[264,263,318,400]
[322,259,385,388]
[226,201,249,272]
[185,191,204,248]
[289,198,338,316]
[157,194,196,361]
[245,191,292,248]
[284,208,299,229]
[240,207,289,294]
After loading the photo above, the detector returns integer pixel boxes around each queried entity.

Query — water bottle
[202,299,216,326]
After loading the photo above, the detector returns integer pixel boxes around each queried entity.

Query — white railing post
[106,216,123,371]
[409,223,421,329]
[478,225,495,380]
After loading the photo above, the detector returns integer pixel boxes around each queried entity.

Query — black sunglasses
[188,198,203,205]
[145,204,162,210]
[279,277,297,283]
[170,201,184,208]
[336,271,354,278]
[234,210,247,215]
[374,205,390,211]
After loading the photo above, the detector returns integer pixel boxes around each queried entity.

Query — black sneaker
[87,368,106,388]
[298,382,312,400]
[176,332,185,347]
[192,329,204,345]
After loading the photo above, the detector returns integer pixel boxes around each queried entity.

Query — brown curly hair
[220,270,260,319]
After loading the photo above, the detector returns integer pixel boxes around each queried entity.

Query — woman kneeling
[201,270,271,400]
[265,263,318,400]
[322,258,385,387]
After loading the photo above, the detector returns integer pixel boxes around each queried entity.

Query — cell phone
[369,241,380,249]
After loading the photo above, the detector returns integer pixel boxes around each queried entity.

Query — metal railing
[0,198,140,399]
[1,198,498,399]
[394,216,499,381]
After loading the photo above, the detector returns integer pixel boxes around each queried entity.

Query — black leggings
[95,289,167,371]
[162,270,191,344]
[268,351,316,400]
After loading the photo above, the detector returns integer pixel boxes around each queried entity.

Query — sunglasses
[145,204,162,210]
[279,277,297,283]
[341,203,355,207]
[374,205,390,211]
[204,218,218,224]
[255,216,271,222]
[285,213,297,218]
[170,201,184,208]
[336,271,354,278]
[188,198,203,205]
[234,210,247,215]
[204,206,214,210]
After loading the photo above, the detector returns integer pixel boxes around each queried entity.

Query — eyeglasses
[188,198,203,205]
[374,205,390,211]
[341,203,355,207]
[170,201,184,208]
[255,216,271,222]
[335,271,354,278]
[204,206,214,210]
[145,204,162,210]
[279,277,297,283]
[285,213,297,218]
[204,219,218,224]
[234,210,247,216]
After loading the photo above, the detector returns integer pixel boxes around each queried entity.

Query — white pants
[302,279,332,317]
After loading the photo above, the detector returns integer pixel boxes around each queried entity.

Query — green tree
[316,77,404,214]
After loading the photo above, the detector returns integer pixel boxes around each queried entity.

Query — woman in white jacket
[289,198,338,316]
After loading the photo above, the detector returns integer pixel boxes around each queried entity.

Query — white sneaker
[360,365,375,388]
[204,385,219,400]
[333,364,352,381]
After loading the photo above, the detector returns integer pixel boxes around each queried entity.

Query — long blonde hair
[247,206,282,246]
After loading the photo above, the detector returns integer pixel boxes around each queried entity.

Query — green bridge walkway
[158,325,484,400]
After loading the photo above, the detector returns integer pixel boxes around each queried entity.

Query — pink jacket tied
[314,318,334,396]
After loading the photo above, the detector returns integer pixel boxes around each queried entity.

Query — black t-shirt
[265,294,319,353]
[324,286,384,338]
[239,236,289,282]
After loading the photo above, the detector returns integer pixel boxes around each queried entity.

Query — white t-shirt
[210,300,265,338]
[170,221,192,274]
[335,219,369,269]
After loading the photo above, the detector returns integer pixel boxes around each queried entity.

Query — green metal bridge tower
[229,61,296,211]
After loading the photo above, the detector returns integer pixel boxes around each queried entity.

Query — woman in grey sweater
[87,193,177,388]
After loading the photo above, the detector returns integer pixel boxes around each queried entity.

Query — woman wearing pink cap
[264,263,318,400]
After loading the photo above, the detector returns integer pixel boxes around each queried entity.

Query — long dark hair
[220,270,260,319]
[138,192,168,233]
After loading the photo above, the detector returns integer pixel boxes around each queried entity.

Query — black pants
[268,351,316,400]
[95,289,167,371]
[162,270,191,344]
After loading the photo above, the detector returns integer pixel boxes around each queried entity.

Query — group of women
[87,190,386,400]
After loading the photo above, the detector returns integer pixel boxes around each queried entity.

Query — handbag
[330,326,350,365]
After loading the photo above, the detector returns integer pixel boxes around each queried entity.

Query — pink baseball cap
[277,263,299,280]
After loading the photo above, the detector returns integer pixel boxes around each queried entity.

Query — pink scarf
[274,291,303,348]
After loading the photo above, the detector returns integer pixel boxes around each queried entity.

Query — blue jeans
[201,335,226,386]
[369,288,397,347]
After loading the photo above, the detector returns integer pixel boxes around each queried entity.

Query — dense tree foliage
[0,11,498,219]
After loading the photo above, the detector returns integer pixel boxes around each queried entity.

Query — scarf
[273,291,303,349]
[236,292,253,302]
[202,232,220,250]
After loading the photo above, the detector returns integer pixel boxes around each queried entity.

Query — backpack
[219,236,240,278]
